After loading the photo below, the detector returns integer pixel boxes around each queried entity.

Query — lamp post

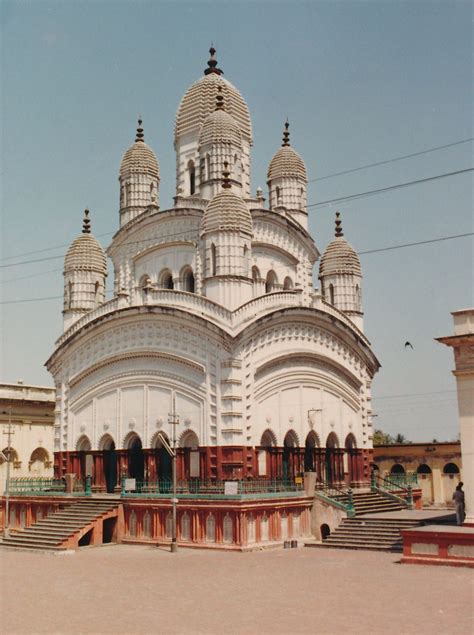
[168,399,179,553]
[3,408,14,538]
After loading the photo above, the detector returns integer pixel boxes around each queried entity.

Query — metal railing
[7,477,66,495]
[371,472,413,508]
[382,472,418,486]
[313,482,356,517]
[121,477,304,498]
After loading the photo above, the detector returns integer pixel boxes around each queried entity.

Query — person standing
[453,482,465,526]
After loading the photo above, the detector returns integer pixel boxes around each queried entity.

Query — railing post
[120,475,126,497]
[84,475,92,497]
[370,469,376,490]
[347,488,355,514]
[407,484,413,509]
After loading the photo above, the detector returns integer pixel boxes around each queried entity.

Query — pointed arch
[284,429,299,448]
[29,447,50,464]
[98,434,115,451]
[305,431,320,448]
[283,276,293,290]
[0,447,18,465]
[325,432,339,449]
[260,429,277,447]
[345,433,357,450]
[178,430,199,449]
[180,265,195,293]
[150,431,170,449]
[122,431,142,450]
[265,270,278,293]
[76,435,92,452]
[158,269,174,290]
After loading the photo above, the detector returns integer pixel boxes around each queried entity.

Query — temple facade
[46,49,380,494]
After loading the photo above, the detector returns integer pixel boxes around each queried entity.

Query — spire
[282,119,290,147]
[222,161,231,189]
[335,211,344,238]
[135,117,144,142]
[215,86,224,111]
[82,209,91,234]
[204,46,223,76]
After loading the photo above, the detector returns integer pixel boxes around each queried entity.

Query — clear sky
[1,0,472,442]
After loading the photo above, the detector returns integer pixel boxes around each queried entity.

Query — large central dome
[175,49,252,144]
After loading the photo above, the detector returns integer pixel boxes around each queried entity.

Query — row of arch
[76,430,199,452]
[387,462,460,475]
[0,447,51,471]
[252,267,294,292]
[139,266,195,294]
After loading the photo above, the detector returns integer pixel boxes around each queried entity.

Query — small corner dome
[319,237,361,278]
[119,120,159,179]
[175,49,252,143]
[65,235,107,274]
[120,142,159,178]
[267,146,307,182]
[201,189,252,235]
[199,108,242,147]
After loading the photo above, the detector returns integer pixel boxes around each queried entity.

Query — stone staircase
[317,517,421,552]
[0,500,119,552]
[351,490,407,515]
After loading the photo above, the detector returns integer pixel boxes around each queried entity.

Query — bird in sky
[404,341,414,349]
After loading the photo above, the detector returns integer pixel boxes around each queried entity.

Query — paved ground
[1,545,473,635]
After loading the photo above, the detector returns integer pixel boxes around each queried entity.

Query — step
[0,541,67,551]
[2,535,63,546]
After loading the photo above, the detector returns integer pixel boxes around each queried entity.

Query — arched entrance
[259,429,277,477]
[125,433,144,481]
[304,431,320,473]
[180,430,200,479]
[100,434,117,493]
[76,435,92,480]
[345,433,358,483]
[153,432,172,483]
[417,463,433,504]
[283,430,299,481]
[325,432,340,484]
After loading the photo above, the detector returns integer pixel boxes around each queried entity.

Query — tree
[373,429,394,446]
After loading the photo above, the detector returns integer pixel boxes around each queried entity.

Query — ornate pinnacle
[222,161,231,189]
[204,45,223,76]
[215,86,224,111]
[335,212,344,238]
[282,119,290,147]
[135,117,144,142]
[82,209,91,234]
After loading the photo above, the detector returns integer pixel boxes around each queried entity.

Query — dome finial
[82,209,91,234]
[204,45,223,76]
[282,119,290,147]
[135,117,144,142]
[215,86,224,111]
[335,211,344,237]
[222,161,231,189]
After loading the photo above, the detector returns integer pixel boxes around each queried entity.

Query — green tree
[373,429,394,446]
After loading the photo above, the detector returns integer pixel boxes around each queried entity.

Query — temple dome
[119,120,159,178]
[175,50,252,143]
[199,108,242,147]
[64,211,107,274]
[267,146,307,181]
[319,237,361,277]
[201,189,252,235]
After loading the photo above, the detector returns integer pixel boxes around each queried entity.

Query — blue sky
[1,0,472,441]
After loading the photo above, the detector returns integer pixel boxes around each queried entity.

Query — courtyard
[1,545,472,634]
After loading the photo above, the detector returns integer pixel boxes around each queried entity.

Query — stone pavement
[1,545,472,634]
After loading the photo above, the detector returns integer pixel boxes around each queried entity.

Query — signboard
[295,477,303,485]
[224,481,239,496]
[124,478,136,491]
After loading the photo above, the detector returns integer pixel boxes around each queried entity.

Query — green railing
[121,477,304,498]
[382,472,418,486]
[7,476,90,496]
[371,472,413,508]
[313,482,356,517]
[7,477,66,495]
